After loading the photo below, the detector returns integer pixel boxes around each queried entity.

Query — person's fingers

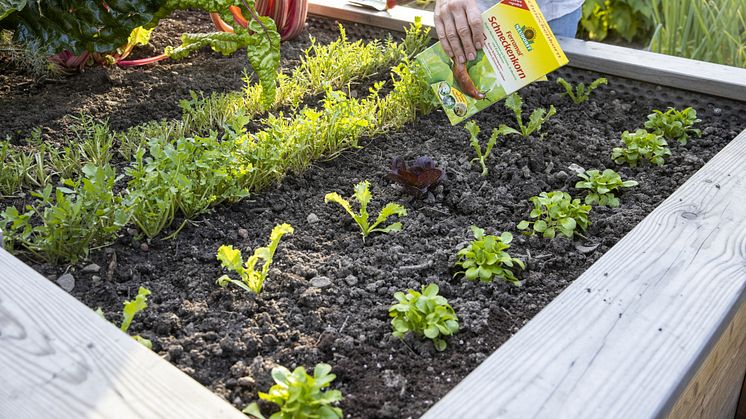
[451,6,476,61]
[434,8,455,58]
[466,2,484,50]
[442,7,465,63]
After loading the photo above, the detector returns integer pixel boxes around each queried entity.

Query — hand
[434,0,484,64]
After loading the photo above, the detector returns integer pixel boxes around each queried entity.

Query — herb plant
[517,191,591,239]
[325,181,407,239]
[96,287,153,349]
[389,283,459,351]
[243,363,343,419]
[556,77,607,104]
[575,169,638,207]
[611,129,671,167]
[644,107,701,145]
[216,223,294,294]
[499,93,556,139]
[455,226,524,286]
[464,121,512,176]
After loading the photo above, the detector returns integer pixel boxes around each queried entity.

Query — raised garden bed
[2,7,746,419]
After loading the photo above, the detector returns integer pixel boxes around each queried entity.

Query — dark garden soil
[2,11,746,419]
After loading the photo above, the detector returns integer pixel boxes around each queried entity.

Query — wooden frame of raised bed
[2,3,746,417]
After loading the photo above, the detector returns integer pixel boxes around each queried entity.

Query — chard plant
[389,283,459,352]
[499,93,556,139]
[556,77,607,104]
[243,363,343,419]
[575,168,638,207]
[96,287,153,349]
[325,181,407,239]
[0,164,131,264]
[216,223,293,294]
[455,226,524,286]
[464,121,512,176]
[517,191,591,239]
[644,107,701,145]
[611,129,671,167]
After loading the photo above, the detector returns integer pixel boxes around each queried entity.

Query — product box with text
[416,0,568,124]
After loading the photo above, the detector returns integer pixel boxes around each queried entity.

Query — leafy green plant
[499,93,556,139]
[96,287,153,349]
[517,191,591,239]
[556,77,607,104]
[644,107,701,145]
[324,181,407,239]
[464,121,512,176]
[650,0,745,68]
[455,226,524,286]
[243,363,343,419]
[611,129,671,167]
[575,168,638,207]
[389,283,459,351]
[0,164,130,263]
[579,0,654,42]
[216,223,293,294]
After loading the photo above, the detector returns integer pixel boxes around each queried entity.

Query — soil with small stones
[3,11,746,419]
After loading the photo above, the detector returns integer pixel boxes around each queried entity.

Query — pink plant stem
[117,53,169,67]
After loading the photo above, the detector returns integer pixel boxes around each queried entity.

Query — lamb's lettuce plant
[611,129,671,167]
[325,181,406,239]
[389,283,459,351]
[517,191,591,239]
[644,107,701,145]
[216,223,294,294]
[575,168,638,207]
[455,226,524,286]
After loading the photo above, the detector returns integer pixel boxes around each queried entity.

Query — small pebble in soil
[56,273,75,292]
[140,243,149,252]
[307,213,320,224]
[82,263,101,273]
[344,274,358,286]
[238,228,249,239]
[310,276,332,288]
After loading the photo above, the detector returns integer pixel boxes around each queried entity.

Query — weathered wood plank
[0,248,246,419]
[308,0,746,102]
[422,128,746,419]
[737,374,746,418]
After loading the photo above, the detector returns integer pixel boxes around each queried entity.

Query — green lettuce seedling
[325,181,406,239]
[517,191,591,239]
[389,283,459,351]
[575,168,638,207]
[96,287,153,349]
[644,107,701,145]
[556,77,607,104]
[611,129,671,167]
[243,363,343,419]
[455,226,525,286]
[216,223,294,294]
[464,121,512,176]
[499,92,556,139]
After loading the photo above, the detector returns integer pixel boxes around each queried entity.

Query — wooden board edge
[307,0,746,102]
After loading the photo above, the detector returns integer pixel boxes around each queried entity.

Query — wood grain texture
[0,248,246,419]
[737,373,746,419]
[667,302,746,419]
[423,128,746,419]
[308,0,746,102]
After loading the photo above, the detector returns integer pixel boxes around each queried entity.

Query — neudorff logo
[514,24,535,52]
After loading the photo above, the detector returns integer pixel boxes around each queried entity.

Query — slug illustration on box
[416,0,569,124]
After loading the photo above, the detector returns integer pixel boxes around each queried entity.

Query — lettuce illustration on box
[416,0,569,124]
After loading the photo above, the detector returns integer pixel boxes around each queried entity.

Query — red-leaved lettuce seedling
[325,181,406,239]
[243,363,343,419]
[556,77,607,104]
[389,283,459,351]
[611,129,671,167]
[216,223,294,294]
[499,92,556,139]
[96,286,153,349]
[389,156,444,196]
[575,168,638,207]
[644,107,701,145]
[455,226,524,286]
[517,191,591,239]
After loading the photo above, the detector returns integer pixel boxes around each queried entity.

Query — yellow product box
[416,0,568,124]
